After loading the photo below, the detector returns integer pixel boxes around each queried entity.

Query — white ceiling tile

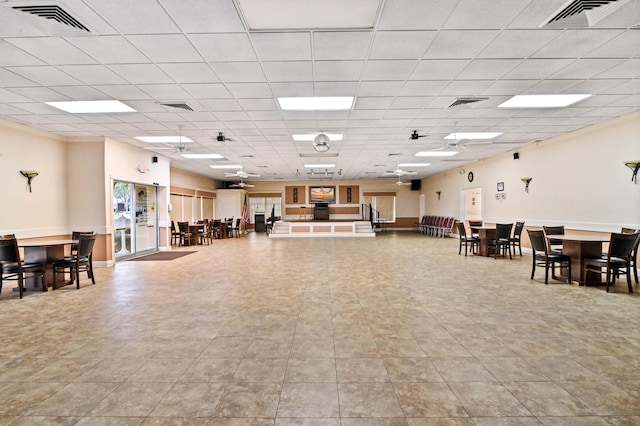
[383,109,419,119]
[7,66,81,86]
[315,61,364,82]
[583,30,640,58]
[251,32,311,61]
[314,32,373,60]
[410,60,470,81]
[456,59,523,80]
[353,97,394,110]
[478,29,561,58]
[226,83,274,98]
[108,64,172,84]
[390,97,432,109]
[183,84,233,99]
[158,0,245,33]
[532,30,624,58]
[200,99,243,111]
[247,111,283,121]
[93,85,153,100]
[6,38,97,65]
[57,65,129,85]
[0,68,39,87]
[378,0,457,30]
[50,86,113,101]
[214,111,251,121]
[189,34,257,61]
[158,63,220,84]
[358,81,405,96]
[211,62,267,83]
[400,81,449,96]
[269,82,314,97]
[369,31,436,59]
[315,82,359,97]
[262,62,312,82]
[439,80,494,96]
[0,40,43,66]
[126,35,202,62]
[550,59,627,80]
[594,59,640,79]
[66,36,150,64]
[0,88,32,103]
[362,60,417,81]
[502,58,574,80]
[481,80,539,96]
[82,0,180,34]
[237,99,279,111]
[424,30,500,59]
[138,84,192,99]
[443,0,530,29]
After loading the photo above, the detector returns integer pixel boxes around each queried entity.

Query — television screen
[309,186,335,203]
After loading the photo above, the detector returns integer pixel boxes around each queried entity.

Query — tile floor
[1,231,639,425]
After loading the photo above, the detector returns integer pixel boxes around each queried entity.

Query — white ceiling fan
[224,166,260,179]
[230,177,255,188]
[143,124,190,153]
[383,162,417,177]
[391,179,412,187]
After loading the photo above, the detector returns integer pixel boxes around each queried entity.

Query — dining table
[546,234,610,285]
[18,239,77,290]
[476,226,496,257]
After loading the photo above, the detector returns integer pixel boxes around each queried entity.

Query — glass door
[113,181,158,259]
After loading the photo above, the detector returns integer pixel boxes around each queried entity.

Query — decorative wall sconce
[624,161,639,183]
[436,191,441,200]
[19,170,39,192]
[521,177,532,193]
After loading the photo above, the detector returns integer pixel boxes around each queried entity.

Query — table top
[547,234,610,242]
[19,239,77,247]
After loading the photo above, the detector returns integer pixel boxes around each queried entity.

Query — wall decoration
[521,177,532,192]
[19,170,39,192]
[497,182,504,191]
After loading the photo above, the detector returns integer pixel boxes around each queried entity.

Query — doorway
[460,187,482,225]
[113,181,158,260]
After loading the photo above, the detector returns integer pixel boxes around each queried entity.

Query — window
[363,194,396,222]
[249,196,282,223]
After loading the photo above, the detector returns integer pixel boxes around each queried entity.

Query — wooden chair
[0,235,47,298]
[527,229,571,284]
[225,218,234,238]
[210,219,222,239]
[52,233,97,289]
[583,232,638,293]
[510,221,525,256]
[468,220,483,237]
[196,221,210,245]
[177,221,192,246]
[621,227,639,284]
[543,225,564,253]
[170,221,180,245]
[489,223,513,259]
[456,223,479,256]
[232,218,242,237]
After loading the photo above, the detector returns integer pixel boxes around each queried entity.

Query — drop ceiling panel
[189,34,257,61]
[211,62,267,83]
[262,62,313,82]
[0,39,43,66]
[315,61,364,82]
[126,35,203,63]
[443,0,530,29]
[108,64,173,84]
[251,32,312,61]
[313,32,373,60]
[531,30,625,58]
[158,0,245,33]
[67,36,150,64]
[6,38,97,65]
[82,0,180,34]
[158,63,220,84]
[424,30,500,59]
[7,66,81,86]
[369,31,436,59]
[58,65,129,85]
[378,0,457,30]
[478,29,561,58]
[362,60,417,81]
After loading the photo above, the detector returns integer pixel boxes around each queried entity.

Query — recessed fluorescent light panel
[305,164,335,168]
[181,153,224,159]
[415,151,459,157]
[444,132,502,140]
[209,165,243,169]
[278,97,354,111]
[236,0,381,30]
[399,163,430,167]
[293,133,344,141]
[498,94,592,108]
[45,100,135,113]
[134,136,194,143]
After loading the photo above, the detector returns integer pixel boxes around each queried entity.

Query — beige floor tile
[2,232,639,424]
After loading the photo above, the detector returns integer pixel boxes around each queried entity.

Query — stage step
[271,222,290,234]
[355,221,374,233]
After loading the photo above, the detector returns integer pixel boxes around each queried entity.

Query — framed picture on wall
[497,182,504,192]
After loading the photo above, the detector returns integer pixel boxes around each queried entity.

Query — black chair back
[0,235,20,264]
[496,223,513,240]
[543,225,564,247]
[77,233,97,259]
[527,230,547,254]
[608,232,638,260]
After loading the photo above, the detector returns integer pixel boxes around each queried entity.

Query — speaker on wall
[410,179,421,191]
[152,156,158,163]
[513,152,519,160]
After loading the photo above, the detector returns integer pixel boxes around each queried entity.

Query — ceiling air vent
[540,0,630,28]
[12,5,90,32]
[449,97,488,108]
[160,103,194,111]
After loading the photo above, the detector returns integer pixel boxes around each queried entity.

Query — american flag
[241,194,249,224]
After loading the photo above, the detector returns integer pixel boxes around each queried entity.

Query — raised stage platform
[269,220,375,238]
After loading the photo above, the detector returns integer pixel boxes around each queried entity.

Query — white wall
[0,119,68,238]
[421,111,640,231]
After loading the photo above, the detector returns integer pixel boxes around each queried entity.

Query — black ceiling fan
[410,130,428,140]
[216,132,233,142]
